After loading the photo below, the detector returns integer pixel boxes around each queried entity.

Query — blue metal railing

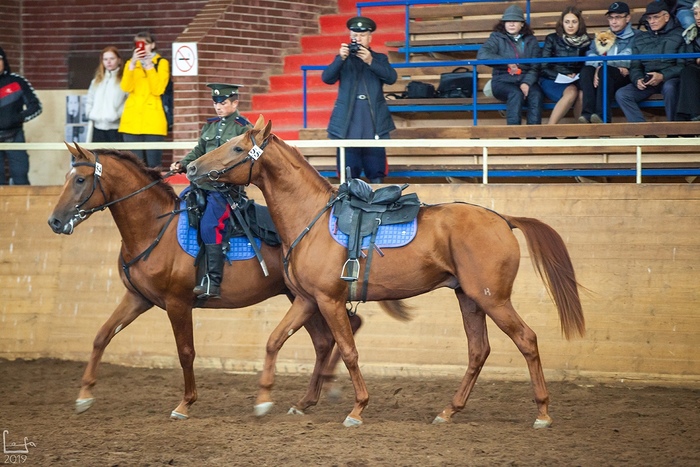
[355,0,531,63]
[301,52,700,127]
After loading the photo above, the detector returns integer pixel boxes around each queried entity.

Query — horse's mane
[271,134,334,193]
[93,149,179,201]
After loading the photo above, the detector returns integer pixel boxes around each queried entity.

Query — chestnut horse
[187,116,586,428]
[47,144,409,419]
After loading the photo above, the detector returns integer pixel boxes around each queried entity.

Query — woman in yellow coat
[119,31,169,168]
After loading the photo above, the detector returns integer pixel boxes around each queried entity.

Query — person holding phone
[118,31,169,167]
[615,1,688,122]
[86,46,128,142]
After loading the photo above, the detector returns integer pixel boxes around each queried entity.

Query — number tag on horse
[248,144,263,160]
[95,161,103,177]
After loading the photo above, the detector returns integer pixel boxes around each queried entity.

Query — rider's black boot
[193,244,224,299]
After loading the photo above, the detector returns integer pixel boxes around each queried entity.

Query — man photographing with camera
[322,16,397,184]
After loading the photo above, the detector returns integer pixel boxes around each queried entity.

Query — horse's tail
[506,216,585,340]
[378,300,413,322]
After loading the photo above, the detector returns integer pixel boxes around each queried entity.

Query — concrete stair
[249,1,405,140]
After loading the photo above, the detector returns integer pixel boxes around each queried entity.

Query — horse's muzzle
[47,216,77,235]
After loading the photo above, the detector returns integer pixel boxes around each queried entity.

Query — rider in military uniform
[170,83,252,299]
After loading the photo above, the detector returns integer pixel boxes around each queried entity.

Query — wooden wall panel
[0,184,698,384]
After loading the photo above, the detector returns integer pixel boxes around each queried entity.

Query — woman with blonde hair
[86,46,128,143]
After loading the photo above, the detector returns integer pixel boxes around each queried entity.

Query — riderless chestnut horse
[187,116,586,428]
[47,143,409,419]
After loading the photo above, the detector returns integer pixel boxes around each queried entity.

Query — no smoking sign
[171,42,198,76]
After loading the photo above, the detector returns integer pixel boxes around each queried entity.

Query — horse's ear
[73,142,96,163]
[64,142,81,159]
[262,119,272,140]
[253,114,265,131]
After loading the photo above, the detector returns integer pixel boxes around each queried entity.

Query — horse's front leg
[316,296,368,427]
[321,313,362,401]
[290,311,337,414]
[77,291,152,414]
[255,297,318,416]
[165,302,197,420]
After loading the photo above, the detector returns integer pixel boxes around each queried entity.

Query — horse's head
[47,143,106,235]
[187,115,272,187]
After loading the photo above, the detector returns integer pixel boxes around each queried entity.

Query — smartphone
[642,73,653,84]
[135,40,146,52]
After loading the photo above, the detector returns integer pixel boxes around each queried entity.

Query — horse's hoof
[533,418,552,429]
[75,398,95,414]
[342,416,363,427]
[432,415,449,424]
[287,407,305,416]
[254,402,274,417]
[170,410,189,420]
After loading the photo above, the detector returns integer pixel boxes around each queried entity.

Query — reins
[204,131,268,186]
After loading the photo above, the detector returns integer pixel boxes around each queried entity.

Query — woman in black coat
[540,6,591,124]
[675,0,700,120]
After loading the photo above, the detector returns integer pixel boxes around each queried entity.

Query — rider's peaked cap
[207,83,242,98]
[347,16,376,32]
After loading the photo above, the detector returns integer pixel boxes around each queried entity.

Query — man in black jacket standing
[615,1,687,122]
[0,46,42,185]
[322,16,397,183]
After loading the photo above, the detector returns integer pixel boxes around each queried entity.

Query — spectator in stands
[0,46,42,185]
[540,6,591,124]
[615,1,687,122]
[170,83,252,299]
[675,0,700,120]
[579,2,641,123]
[86,46,128,143]
[322,16,397,183]
[119,31,169,168]
[674,0,698,43]
[477,5,543,126]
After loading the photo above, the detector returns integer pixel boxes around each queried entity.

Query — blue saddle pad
[328,206,417,249]
[177,197,260,261]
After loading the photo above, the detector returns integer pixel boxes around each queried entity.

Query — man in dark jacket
[322,16,397,183]
[615,1,688,122]
[0,46,42,185]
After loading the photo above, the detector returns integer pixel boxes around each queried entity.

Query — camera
[348,39,361,54]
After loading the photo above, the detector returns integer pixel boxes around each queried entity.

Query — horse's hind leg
[480,298,552,428]
[434,289,490,424]
[166,303,198,420]
[77,291,152,413]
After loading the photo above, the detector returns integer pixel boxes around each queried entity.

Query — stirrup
[340,258,360,281]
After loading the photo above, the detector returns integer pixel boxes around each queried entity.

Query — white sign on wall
[171,42,198,76]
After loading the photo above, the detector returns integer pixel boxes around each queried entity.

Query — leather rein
[71,154,182,301]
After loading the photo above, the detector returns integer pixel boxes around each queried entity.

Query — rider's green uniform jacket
[179,110,252,170]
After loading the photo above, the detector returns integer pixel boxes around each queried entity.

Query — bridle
[71,153,174,220]
[201,131,269,186]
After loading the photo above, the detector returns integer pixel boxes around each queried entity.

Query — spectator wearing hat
[615,1,688,122]
[322,16,397,183]
[675,0,700,120]
[579,2,641,123]
[170,83,253,299]
[477,5,543,125]
[0,46,42,185]
[119,31,169,168]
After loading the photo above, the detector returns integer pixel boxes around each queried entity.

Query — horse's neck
[257,148,332,245]
[107,174,176,251]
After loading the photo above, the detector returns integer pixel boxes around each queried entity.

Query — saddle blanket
[177,198,261,261]
[328,206,417,250]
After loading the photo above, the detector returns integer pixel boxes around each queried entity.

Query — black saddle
[335,178,420,300]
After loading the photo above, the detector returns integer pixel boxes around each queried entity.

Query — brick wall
[15,0,337,161]
[0,0,22,70]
